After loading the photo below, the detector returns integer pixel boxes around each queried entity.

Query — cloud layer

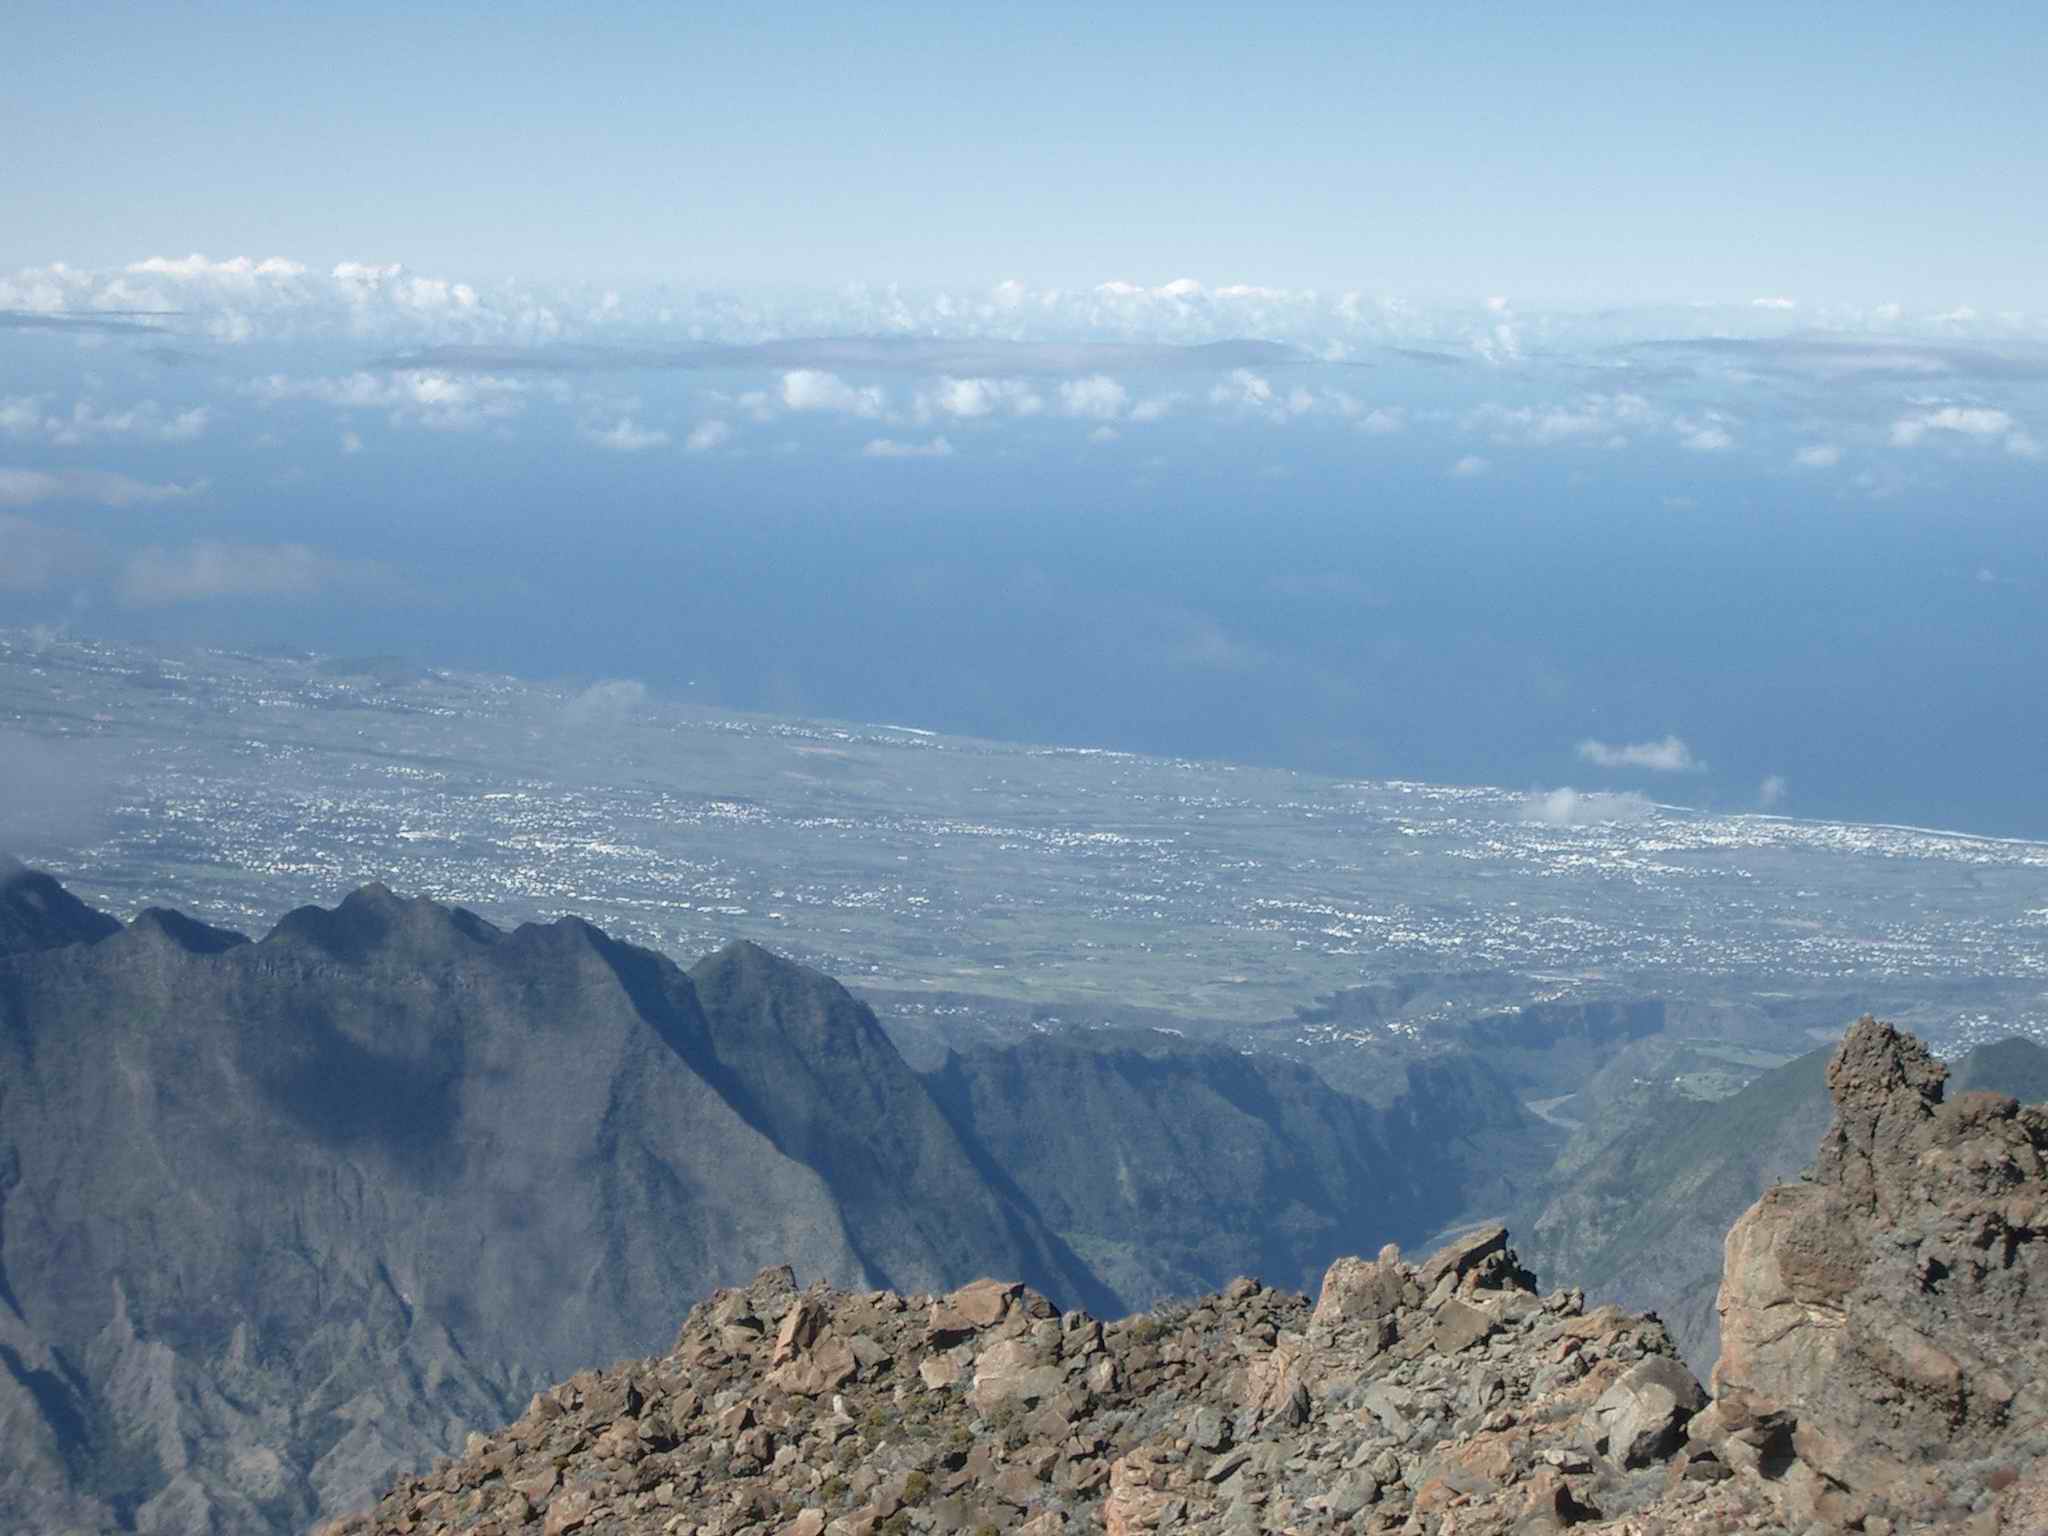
[12,255,2048,357]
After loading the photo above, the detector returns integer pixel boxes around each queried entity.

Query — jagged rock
[773,1296,828,1363]
[1697,1015,2048,1533]
[1311,1250,1413,1331]
[1418,1224,1510,1292]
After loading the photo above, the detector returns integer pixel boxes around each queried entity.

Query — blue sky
[6,1,2047,304]
[3,3,2046,836]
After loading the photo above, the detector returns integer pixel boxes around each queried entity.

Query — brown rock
[1240,1333,1310,1430]
[929,1278,1021,1343]
[1710,1016,2048,1526]
[1417,1225,1508,1292]
[541,1487,595,1536]
[774,1297,828,1364]
[1311,1254,1412,1330]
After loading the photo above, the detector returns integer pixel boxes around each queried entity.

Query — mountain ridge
[0,870,1522,1535]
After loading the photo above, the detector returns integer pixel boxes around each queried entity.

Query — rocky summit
[331,1016,2048,1536]
[1699,1017,2048,1532]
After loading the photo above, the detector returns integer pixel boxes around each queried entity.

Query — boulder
[1583,1355,1705,1468]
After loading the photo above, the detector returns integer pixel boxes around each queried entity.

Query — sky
[7,1,2048,304]
[3,2,2046,836]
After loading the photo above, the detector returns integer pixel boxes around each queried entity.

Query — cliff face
[1699,1016,2048,1531]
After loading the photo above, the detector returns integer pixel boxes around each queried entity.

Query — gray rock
[1189,1407,1229,1453]
[1586,1355,1706,1467]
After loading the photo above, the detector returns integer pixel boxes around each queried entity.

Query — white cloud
[1577,735,1703,772]
[585,417,670,452]
[926,376,1044,419]
[1890,405,2015,445]
[1208,370,1345,422]
[7,257,2041,356]
[1518,788,1653,826]
[1750,296,1798,310]
[331,260,403,283]
[861,436,954,459]
[1056,375,1129,421]
[252,369,524,430]
[118,541,365,605]
[127,253,306,280]
[684,419,732,453]
[1128,397,1174,424]
[0,467,201,508]
[1210,370,1274,409]
[1472,393,1656,447]
[1450,454,1489,478]
[1793,443,1841,468]
[781,369,885,416]
[1473,318,1522,364]
[340,430,364,454]
[0,396,210,444]
[1357,406,1406,435]
[1678,419,1733,452]
[932,378,996,418]
[1759,774,1788,808]
[2009,430,2042,459]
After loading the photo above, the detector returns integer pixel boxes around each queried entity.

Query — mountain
[335,1017,2048,1536]
[926,1030,1536,1308]
[1523,1034,2048,1374]
[0,873,1518,1535]
[0,880,1099,1533]
[0,860,122,954]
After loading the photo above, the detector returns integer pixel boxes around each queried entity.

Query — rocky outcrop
[1691,1015,2048,1532]
[332,1230,1720,1536]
